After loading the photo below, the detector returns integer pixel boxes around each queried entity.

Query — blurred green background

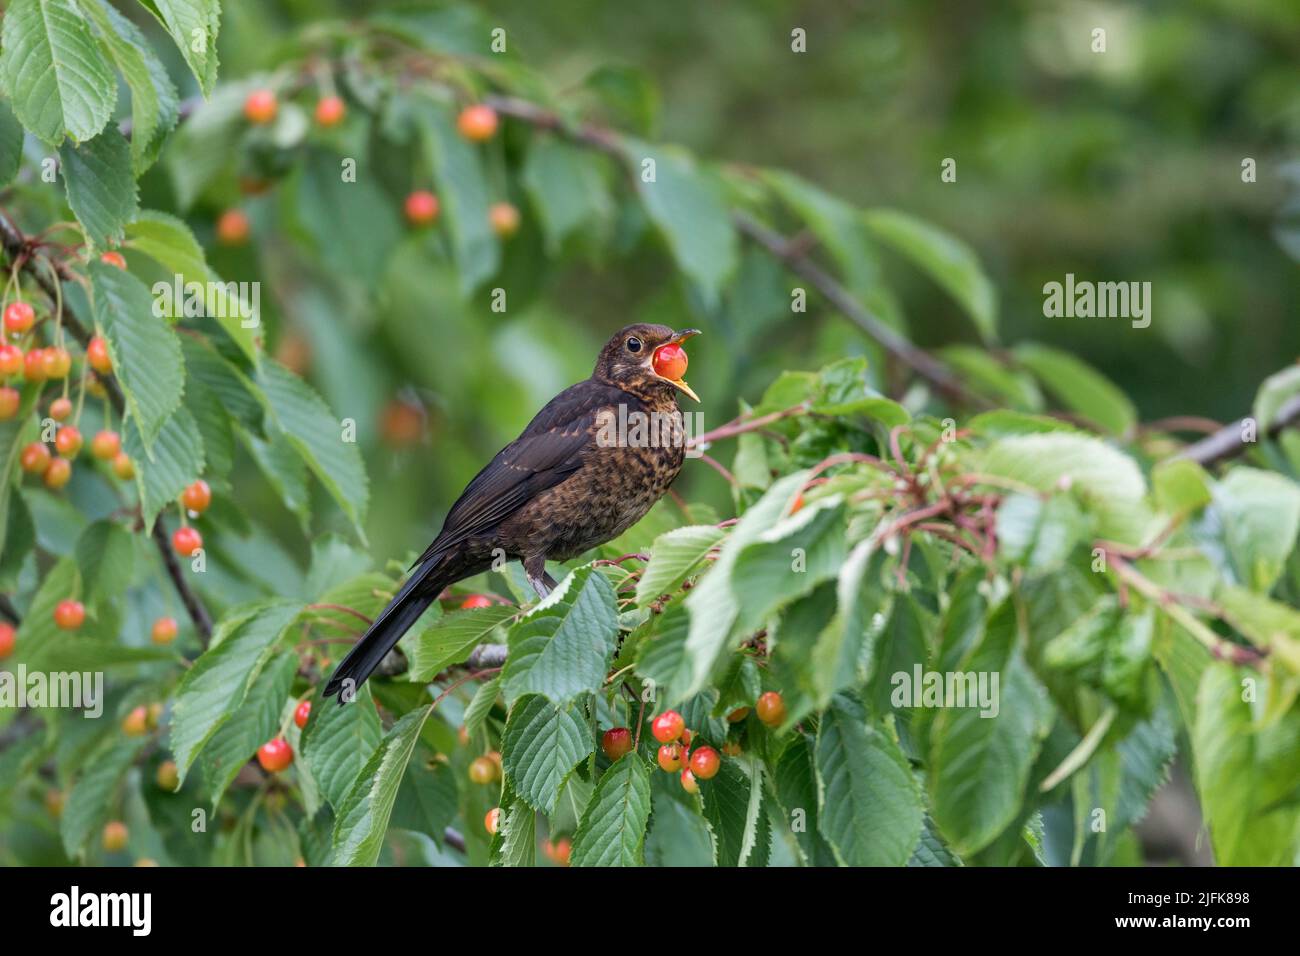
[139,0,1300,572]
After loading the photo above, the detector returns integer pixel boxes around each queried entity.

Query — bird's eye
[625,337,643,354]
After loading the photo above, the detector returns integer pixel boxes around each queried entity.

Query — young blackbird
[324,323,700,701]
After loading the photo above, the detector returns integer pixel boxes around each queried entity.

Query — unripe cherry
[457,104,499,142]
[657,743,682,772]
[315,95,346,127]
[49,396,72,421]
[156,760,179,791]
[112,452,135,480]
[102,821,129,852]
[469,756,498,784]
[294,699,312,729]
[152,616,178,645]
[43,457,72,489]
[20,442,50,474]
[122,705,148,736]
[256,737,293,772]
[3,301,34,335]
[0,386,18,420]
[42,347,71,379]
[181,478,211,513]
[54,425,82,457]
[23,348,46,383]
[53,599,84,630]
[756,691,786,727]
[86,337,112,374]
[484,807,502,835]
[217,209,250,246]
[488,202,520,238]
[0,344,22,375]
[91,430,121,460]
[680,769,699,794]
[726,706,750,723]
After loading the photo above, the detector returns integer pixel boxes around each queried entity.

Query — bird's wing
[413,380,627,565]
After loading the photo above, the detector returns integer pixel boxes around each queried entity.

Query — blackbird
[324,323,700,701]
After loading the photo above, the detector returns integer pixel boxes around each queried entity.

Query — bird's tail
[323,556,450,702]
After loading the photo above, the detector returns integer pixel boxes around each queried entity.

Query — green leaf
[0,0,116,145]
[929,601,1053,856]
[570,755,652,867]
[1212,467,1300,593]
[164,81,247,209]
[301,684,383,809]
[976,432,1149,543]
[1152,459,1212,516]
[809,541,889,708]
[683,472,806,697]
[37,638,175,670]
[502,694,593,814]
[59,128,139,249]
[125,210,259,362]
[732,500,846,632]
[630,140,738,307]
[490,788,537,867]
[633,603,693,708]
[122,405,204,533]
[401,605,516,682]
[635,524,725,606]
[501,566,620,705]
[995,492,1088,573]
[1253,364,1300,431]
[391,756,458,847]
[415,98,498,295]
[81,0,178,172]
[1193,663,1300,865]
[331,704,432,866]
[256,359,369,538]
[170,600,303,781]
[199,652,296,807]
[291,150,402,288]
[938,345,1043,410]
[0,98,24,184]
[74,519,134,604]
[462,675,501,741]
[138,0,220,97]
[773,734,837,865]
[90,261,185,451]
[1012,343,1137,436]
[522,137,613,253]
[864,207,998,342]
[815,695,923,866]
[60,736,147,857]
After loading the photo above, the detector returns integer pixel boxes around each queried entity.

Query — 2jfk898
[1129,892,1250,907]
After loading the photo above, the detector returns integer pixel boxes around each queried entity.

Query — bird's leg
[524,554,558,600]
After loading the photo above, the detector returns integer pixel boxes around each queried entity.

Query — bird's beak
[656,329,701,402]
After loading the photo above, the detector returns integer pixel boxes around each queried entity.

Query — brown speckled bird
[324,323,700,701]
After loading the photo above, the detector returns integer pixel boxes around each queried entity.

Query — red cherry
[543,836,571,866]
[54,425,82,457]
[243,89,278,124]
[651,710,685,743]
[315,95,346,127]
[53,599,85,630]
[756,691,786,727]
[656,743,682,772]
[601,727,633,761]
[256,737,293,772]
[100,251,127,270]
[172,526,203,557]
[112,452,135,480]
[680,769,699,794]
[181,479,211,513]
[43,457,72,489]
[49,397,72,421]
[457,104,499,142]
[294,699,312,729]
[216,209,251,246]
[3,301,34,335]
[726,706,750,723]
[151,617,178,645]
[0,386,18,420]
[0,622,15,660]
[23,349,46,383]
[652,342,688,382]
[91,430,121,460]
[404,190,440,226]
[0,344,22,375]
[488,202,520,238]
[20,442,50,475]
[459,594,493,610]
[689,745,720,780]
[469,756,498,784]
[722,740,743,756]
[86,336,112,374]
[484,807,502,835]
